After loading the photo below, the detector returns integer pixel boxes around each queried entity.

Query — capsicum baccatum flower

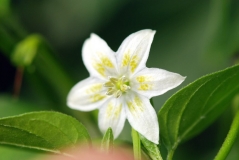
[67,29,185,144]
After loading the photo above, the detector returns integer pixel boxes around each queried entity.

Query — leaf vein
[177,72,239,146]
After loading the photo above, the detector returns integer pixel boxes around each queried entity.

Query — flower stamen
[104,76,130,98]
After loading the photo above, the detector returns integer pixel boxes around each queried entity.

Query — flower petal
[98,97,126,138]
[131,68,186,98]
[82,34,118,79]
[67,77,108,111]
[124,92,159,144]
[116,29,156,76]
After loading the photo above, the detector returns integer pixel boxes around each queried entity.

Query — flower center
[104,76,130,98]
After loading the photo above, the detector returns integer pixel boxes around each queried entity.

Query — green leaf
[158,64,239,157]
[140,135,163,160]
[101,127,114,153]
[0,146,43,160]
[0,111,91,154]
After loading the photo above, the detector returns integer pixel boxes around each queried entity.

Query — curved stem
[132,128,141,160]
[214,110,239,160]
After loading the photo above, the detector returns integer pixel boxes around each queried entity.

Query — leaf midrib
[0,118,77,147]
[174,72,239,149]
[165,78,211,148]
[0,124,58,151]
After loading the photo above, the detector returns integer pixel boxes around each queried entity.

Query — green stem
[167,148,175,160]
[132,128,141,160]
[214,110,239,160]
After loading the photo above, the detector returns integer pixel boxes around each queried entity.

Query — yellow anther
[104,76,130,98]
[120,84,130,92]
[114,90,122,98]
[104,82,114,87]
[119,76,127,82]
[110,77,118,83]
[106,88,115,95]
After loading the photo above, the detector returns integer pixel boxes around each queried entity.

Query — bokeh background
[0,0,239,159]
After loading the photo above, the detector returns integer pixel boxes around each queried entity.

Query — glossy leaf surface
[158,64,239,153]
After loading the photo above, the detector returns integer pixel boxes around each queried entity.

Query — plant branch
[214,109,239,160]
[13,67,24,98]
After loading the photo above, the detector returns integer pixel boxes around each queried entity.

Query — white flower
[67,29,185,144]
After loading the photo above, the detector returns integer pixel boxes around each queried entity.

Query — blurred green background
[0,0,239,159]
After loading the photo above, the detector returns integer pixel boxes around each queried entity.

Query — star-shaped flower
[67,29,185,144]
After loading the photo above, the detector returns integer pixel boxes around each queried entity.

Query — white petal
[98,97,126,138]
[124,92,159,144]
[67,77,108,111]
[131,68,186,98]
[82,34,118,80]
[116,29,156,76]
